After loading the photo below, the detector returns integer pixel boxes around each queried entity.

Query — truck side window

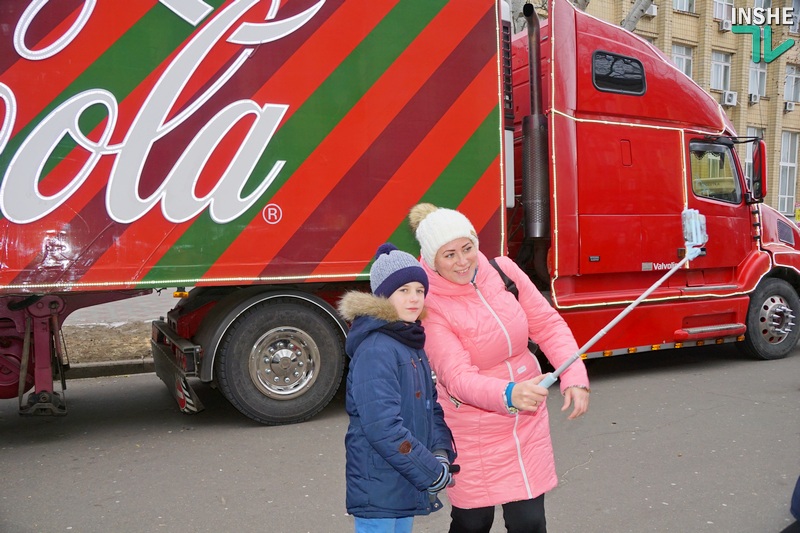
[592,51,646,95]
[689,142,743,204]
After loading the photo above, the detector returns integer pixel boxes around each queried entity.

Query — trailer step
[674,323,746,341]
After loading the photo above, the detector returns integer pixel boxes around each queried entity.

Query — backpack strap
[488,258,547,363]
[489,258,519,300]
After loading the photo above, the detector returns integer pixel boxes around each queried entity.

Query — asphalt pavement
[1,343,798,532]
[15,292,800,531]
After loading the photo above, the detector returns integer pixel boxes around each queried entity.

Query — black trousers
[449,495,546,533]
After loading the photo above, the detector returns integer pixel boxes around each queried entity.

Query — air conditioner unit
[644,4,658,17]
[749,93,760,105]
[786,101,796,112]
[722,90,738,107]
[720,19,733,32]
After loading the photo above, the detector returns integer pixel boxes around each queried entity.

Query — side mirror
[750,139,767,203]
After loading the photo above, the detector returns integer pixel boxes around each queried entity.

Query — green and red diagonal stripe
[0,0,504,292]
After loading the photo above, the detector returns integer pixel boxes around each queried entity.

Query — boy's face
[388,281,426,322]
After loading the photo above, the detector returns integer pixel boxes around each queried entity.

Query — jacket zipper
[471,281,513,357]
[472,278,534,500]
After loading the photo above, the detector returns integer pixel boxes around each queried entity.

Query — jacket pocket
[368,453,419,512]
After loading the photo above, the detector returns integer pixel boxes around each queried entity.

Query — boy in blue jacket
[338,243,456,533]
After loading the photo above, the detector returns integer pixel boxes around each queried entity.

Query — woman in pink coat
[408,203,590,533]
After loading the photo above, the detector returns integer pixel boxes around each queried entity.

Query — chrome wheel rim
[757,294,796,345]
[249,327,319,400]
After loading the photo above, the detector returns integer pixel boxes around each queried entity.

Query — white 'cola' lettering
[0,0,325,224]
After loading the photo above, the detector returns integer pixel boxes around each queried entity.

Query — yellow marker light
[627,347,637,353]
[715,338,724,344]
[603,350,613,357]
[675,342,683,348]
[696,340,705,347]
[736,335,746,341]
[174,286,189,298]
[651,344,661,351]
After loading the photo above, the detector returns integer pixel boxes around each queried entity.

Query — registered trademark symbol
[262,204,282,224]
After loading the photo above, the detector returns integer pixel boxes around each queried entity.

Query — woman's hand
[510,375,549,412]
[562,386,590,420]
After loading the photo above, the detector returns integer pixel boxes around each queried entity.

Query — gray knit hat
[370,243,429,298]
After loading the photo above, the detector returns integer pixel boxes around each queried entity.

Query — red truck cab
[509,0,800,361]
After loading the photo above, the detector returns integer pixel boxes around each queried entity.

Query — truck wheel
[740,278,800,360]
[215,298,345,425]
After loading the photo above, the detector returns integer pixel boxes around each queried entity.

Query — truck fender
[193,287,348,383]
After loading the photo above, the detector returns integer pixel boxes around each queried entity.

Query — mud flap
[153,345,204,414]
[151,321,204,414]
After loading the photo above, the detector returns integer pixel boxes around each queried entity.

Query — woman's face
[433,237,478,285]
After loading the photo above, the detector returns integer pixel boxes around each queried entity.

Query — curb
[66,359,156,379]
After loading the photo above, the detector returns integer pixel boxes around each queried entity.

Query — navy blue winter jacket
[338,292,455,518]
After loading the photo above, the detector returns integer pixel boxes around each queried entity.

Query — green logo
[732,25,795,63]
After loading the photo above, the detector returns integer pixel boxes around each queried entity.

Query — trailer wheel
[215,298,345,425]
[740,278,800,360]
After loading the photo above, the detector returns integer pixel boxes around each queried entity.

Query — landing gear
[0,295,69,415]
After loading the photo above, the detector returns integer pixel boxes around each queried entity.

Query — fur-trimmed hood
[337,291,401,323]
[338,291,426,360]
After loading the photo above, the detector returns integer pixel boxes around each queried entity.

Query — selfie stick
[539,208,708,389]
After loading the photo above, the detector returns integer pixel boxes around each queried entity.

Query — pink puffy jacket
[420,252,589,509]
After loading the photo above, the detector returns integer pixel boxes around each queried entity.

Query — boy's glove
[427,461,452,495]
[427,453,455,495]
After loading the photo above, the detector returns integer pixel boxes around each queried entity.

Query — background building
[574,0,800,219]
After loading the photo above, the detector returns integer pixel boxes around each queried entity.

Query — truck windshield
[689,142,742,204]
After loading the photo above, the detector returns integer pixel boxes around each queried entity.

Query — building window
[793,0,800,33]
[780,131,799,215]
[745,127,766,189]
[754,0,771,8]
[786,65,800,101]
[672,45,693,77]
[749,61,767,96]
[690,142,743,204]
[714,0,734,20]
[673,0,695,12]
[711,51,732,91]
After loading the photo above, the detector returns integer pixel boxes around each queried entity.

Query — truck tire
[740,278,800,360]
[215,298,345,425]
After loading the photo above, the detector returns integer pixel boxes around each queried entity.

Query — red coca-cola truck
[0,0,796,424]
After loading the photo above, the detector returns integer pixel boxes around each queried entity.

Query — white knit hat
[408,203,479,268]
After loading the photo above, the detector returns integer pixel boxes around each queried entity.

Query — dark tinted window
[593,51,646,95]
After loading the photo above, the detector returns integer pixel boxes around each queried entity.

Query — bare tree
[509,0,529,33]
[509,0,548,33]
[510,0,654,32]
[621,0,654,31]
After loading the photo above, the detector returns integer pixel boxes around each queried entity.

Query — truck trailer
[1,0,797,424]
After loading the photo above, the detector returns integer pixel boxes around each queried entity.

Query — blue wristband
[504,382,516,409]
